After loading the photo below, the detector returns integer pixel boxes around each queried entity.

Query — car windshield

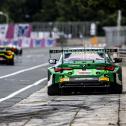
[63,51,111,63]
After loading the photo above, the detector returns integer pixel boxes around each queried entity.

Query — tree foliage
[0,0,126,26]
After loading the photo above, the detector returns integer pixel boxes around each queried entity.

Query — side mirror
[49,59,57,64]
[114,58,122,63]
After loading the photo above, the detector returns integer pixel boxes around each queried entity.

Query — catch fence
[0,22,97,48]
[104,26,126,47]
[31,22,93,38]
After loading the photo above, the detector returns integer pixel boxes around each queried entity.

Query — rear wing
[0,47,7,51]
[49,48,122,64]
[49,48,118,53]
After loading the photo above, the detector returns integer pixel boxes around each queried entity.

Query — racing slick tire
[19,49,23,55]
[48,84,60,96]
[47,72,61,95]
[8,58,14,65]
[109,84,122,94]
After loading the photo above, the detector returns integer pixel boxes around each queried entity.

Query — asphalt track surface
[0,48,126,126]
[0,48,49,111]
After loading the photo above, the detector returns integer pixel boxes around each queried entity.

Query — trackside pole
[61,36,64,65]
[117,10,121,47]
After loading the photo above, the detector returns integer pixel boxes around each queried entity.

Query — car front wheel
[8,58,14,65]
[109,84,122,94]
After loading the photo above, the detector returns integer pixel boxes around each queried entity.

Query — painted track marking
[0,63,48,79]
[0,77,47,103]
[0,62,48,103]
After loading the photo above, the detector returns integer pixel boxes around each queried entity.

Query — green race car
[48,48,122,95]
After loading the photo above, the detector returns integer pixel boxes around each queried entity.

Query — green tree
[32,0,58,21]
[0,0,126,26]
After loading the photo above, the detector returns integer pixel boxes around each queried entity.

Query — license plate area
[77,70,91,75]
[70,77,98,81]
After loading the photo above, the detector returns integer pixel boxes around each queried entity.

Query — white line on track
[0,77,47,103]
[0,63,48,79]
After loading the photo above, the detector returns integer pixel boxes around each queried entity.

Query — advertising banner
[14,24,32,38]
[0,24,56,48]
[0,24,8,39]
